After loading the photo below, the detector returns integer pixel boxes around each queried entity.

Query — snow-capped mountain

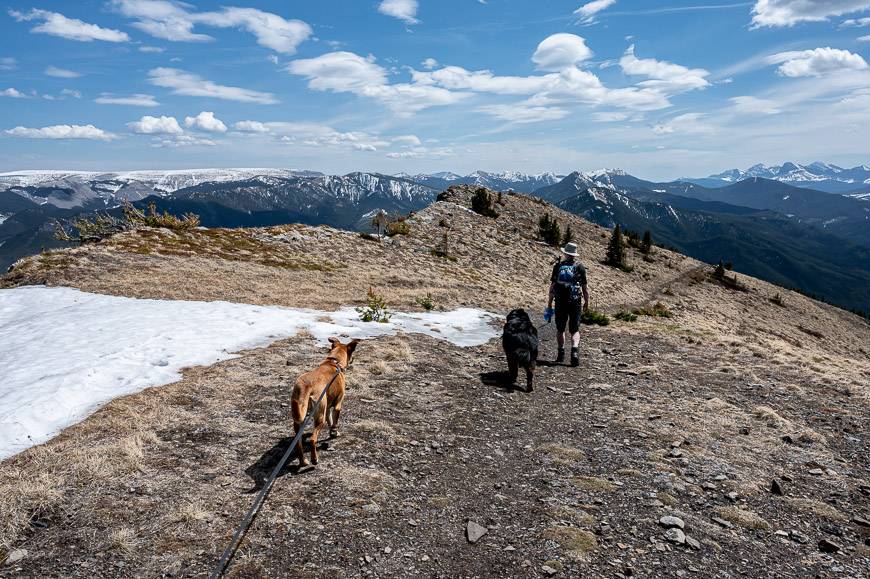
[685,162,870,194]
[401,170,562,193]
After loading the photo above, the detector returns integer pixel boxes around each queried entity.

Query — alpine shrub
[615,310,638,322]
[581,309,610,326]
[604,225,632,272]
[357,287,391,323]
[471,188,499,218]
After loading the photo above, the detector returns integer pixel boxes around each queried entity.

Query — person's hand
[583,303,590,313]
[544,307,554,323]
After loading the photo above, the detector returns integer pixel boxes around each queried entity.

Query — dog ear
[346,339,360,357]
[327,337,340,348]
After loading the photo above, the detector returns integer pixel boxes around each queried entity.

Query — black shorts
[555,300,581,334]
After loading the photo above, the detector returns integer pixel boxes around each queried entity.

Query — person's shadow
[244,435,328,492]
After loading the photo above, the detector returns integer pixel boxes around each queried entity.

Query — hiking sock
[570,347,580,367]
[556,348,565,363]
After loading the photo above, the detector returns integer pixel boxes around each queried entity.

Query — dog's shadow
[479,370,529,393]
[244,435,330,492]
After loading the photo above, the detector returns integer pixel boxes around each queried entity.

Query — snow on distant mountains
[686,162,870,195]
[401,170,562,193]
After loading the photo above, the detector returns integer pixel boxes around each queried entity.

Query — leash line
[209,366,343,579]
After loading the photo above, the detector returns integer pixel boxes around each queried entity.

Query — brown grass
[571,476,617,492]
[542,526,598,560]
[712,506,770,530]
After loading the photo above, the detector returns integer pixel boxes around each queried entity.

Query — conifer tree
[605,224,627,269]
[538,213,561,246]
[471,188,498,218]
[561,225,574,246]
[640,230,652,254]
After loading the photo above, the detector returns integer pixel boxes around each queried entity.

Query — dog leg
[525,361,535,392]
[310,403,327,465]
[507,356,519,386]
[291,397,309,467]
[329,407,342,438]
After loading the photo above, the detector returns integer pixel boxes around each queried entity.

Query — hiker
[545,242,589,367]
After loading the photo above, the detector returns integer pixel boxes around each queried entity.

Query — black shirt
[551,259,588,287]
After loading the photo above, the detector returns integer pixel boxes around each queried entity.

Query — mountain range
[684,161,870,196]
[2,165,869,313]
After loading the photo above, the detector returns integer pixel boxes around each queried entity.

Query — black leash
[209,366,343,579]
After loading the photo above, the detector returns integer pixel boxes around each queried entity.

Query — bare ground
[1,187,868,577]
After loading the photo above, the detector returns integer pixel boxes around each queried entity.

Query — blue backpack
[555,263,580,301]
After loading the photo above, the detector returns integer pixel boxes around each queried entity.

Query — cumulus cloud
[750,0,870,28]
[619,45,710,94]
[96,93,160,106]
[767,47,869,77]
[229,120,394,152]
[233,120,270,133]
[9,8,130,42]
[184,111,227,132]
[421,57,439,70]
[287,51,467,115]
[1,88,27,98]
[147,67,279,104]
[860,34,870,41]
[840,16,870,26]
[378,0,419,24]
[127,114,184,134]
[532,33,593,71]
[477,103,569,123]
[730,96,781,115]
[5,124,118,140]
[45,65,81,78]
[574,0,617,23]
[111,1,312,54]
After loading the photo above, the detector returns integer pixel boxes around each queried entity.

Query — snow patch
[0,286,499,459]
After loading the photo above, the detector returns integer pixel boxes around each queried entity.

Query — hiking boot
[570,347,580,367]
[555,348,565,363]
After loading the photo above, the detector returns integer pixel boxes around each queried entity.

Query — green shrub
[615,311,638,322]
[55,200,200,244]
[386,218,410,237]
[125,202,200,230]
[356,287,391,323]
[581,309,610,326]
[417,293,436,311]
[633,302,672,318]
[770,293,786,307]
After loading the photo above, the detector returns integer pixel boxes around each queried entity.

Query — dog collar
[325,356,346,372]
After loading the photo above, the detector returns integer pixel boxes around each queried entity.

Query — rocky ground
[1,187,868,577]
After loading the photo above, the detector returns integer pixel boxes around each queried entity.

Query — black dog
[502,308,539,392]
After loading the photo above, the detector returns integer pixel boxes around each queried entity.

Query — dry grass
[539,443,587,463]
[383,341,413,362]
[107,527,137,555]
[367,360,389,376]
[542,526,598,561]
[547,506,596,527]
[353,419,397,436]
[787,498,847,522]
[712,506,770,530]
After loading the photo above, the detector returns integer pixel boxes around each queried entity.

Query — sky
[1,0,869,180]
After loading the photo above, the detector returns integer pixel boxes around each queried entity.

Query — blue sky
[1,0,869,180]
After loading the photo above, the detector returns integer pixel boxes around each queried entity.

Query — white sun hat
[561,242,579,257]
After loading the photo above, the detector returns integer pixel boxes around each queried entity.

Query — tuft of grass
[383,341,413,362]
[539,443,586,463]
[712,506,770,530]
[787,498,846,522]
[108,527,137,555]
[542,526,598,560]
[368,360,388,376]
[633,302,672,318]
[614,310,638,322]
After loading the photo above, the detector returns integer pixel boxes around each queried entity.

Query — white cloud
[422,57,439,70]
[860,34,870,41]
[268,54,279,65]
[111,1,312,54]
[233,120,270,133]
[10,8,130,42]
[767,47,869,77]
[5,124,118,140]
[574,0,617,23]
[840,16,870,26]
[127,115,184,134]
[184,111,227,133]
[45,65,81,78]
[750,0,870,27]
[592,111,631,122]
[287,51,467,115]
[152,134,217,148]
[730,96,781,114]
[413,65,553,94]
[378,0,419,24]
[651,113,714,135]
[620,45,710,94]
[138,45,165,53]
[147,67,279,104]
[1,88,27,98]
[531,33,593,71]
[61,88,82,98]
[0,57,17,70]
[95,93,160,106]
[477,103,569,123]
[392,134,422,146]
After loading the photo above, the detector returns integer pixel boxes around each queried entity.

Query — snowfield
[0,286,499,460]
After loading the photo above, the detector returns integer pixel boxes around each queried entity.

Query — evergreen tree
[605,224,627,268]
[714,259,726,280]
[640,230,652,254]
[561,225,574,246]
[538,213,561,246]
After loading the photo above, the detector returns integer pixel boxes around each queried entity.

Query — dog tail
[515,348,532,365]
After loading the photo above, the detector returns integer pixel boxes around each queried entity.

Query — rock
[421,554,430,562]
[659,515,685,529]
[5,549,27,564]
[852,516,870,528]
[711,517,733,529]
[466,520,488,544]
[789,531,809,544]
[770,479,785,495]
[685,536,701,550]
[665,528,686,544]
[384,546,392,554]
[669,448,683,458]
[541,565,558,576]
[808,468,824,476]
[818,539,841,553]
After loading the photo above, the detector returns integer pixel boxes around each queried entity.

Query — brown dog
[291,337,359,466]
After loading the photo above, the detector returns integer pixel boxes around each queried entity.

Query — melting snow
[0,286,500,459]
